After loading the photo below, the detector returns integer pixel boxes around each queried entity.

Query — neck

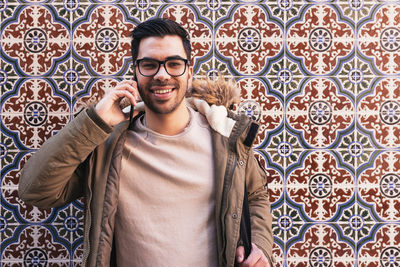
[144,104,190,136]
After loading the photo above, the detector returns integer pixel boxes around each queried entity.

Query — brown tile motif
[358,151,400,221]
[2,225,69,266]
[1,5,69,77]
[73,5,134,76]
[286,78,354,148]
[2,79,70,149]
[358,224,400,266]
[287,5,354,75]
[215,4,283,75]
[286,224,355,266]
[358,5,400,75]
[286,150,354,221]
[358,78,400,148]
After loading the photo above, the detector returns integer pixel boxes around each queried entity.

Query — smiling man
[19,18,274,266]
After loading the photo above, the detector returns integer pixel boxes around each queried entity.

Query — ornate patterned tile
[1,118,27,157]
[2,154,55,223]
[215,4,283,76]
[286,150,355,222]
[0,206,19,265]
[259,129,307,176]
[195,1,234,26]
[358,78,400,149]
[358,223,400,267]
[334,128,377,170]
[2,79,70,149]
[286,4,355,76]
[358,150,400,222]
[336,55,375,97]
[336,202,378,245]
[2,151,24,189]
[72,242,84,267]
[286,224,356,266]
[1,225,70,266]
[282,2,310,25]
[271,242,284,267]
[127,1,160,21]
[72,4,135,76]
[268,56,304,97]
[1,5,70,77]
[358,4,400,75]
[338,0,372,22]
[0,60,18,92]
[52,202,84,249]
[72,77,120,113]
[0,3,19,30]
[272,202,306,245]
[286,77,355,148]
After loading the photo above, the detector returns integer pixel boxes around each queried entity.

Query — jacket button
[239,160,244,166]
[232,213,238,219]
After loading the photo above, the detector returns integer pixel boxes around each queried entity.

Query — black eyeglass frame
[135,57,190,77]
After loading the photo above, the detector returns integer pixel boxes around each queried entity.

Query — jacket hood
[186,76,241,137]
[187,76,241,109]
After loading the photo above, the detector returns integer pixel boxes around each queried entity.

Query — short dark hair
[131,18,191,63]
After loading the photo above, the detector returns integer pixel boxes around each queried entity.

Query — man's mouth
[151,87,175,99]
[154,88,173,94]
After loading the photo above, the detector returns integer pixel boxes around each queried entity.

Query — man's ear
[188,65,193,78]
[187,66,193,91]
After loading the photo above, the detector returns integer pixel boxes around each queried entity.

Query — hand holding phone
[95,80,140,126]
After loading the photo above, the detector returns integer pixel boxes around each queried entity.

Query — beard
[137,79,187,115]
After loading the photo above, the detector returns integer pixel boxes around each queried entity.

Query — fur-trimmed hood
[186,76,241,137]
[188,76,240,109]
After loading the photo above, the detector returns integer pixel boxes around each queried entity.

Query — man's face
[135,35,193,115]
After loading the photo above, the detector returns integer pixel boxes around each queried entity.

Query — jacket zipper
[82,179,93,266]
[220,149,237,265]
[82,212,91,266]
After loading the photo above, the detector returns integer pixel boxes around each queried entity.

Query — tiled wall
[1,0,400,266]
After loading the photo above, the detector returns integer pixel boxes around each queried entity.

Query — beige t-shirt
[115,108,218,267]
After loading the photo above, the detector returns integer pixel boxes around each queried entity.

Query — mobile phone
[129,74,138,123]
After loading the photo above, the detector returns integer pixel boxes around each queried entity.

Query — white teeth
[154,89,172,94]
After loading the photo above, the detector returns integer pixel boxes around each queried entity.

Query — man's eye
[167,60,183,68]
[141,61,158,69]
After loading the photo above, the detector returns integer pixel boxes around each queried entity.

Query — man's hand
[95,80,140,126]
[236,243,271,267]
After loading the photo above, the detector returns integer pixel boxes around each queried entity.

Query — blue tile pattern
[1,0,400,266]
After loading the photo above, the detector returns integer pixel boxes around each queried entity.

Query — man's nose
[153,63,171,80]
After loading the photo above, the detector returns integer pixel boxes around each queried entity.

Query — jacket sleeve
[18,108,113,208]
[245,149,274,265]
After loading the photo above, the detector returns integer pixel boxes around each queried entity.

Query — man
[19,18,273,266]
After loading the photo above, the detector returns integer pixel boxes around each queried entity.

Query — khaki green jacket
[19,100,273,266]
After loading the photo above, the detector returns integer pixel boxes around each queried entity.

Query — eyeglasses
[135,57,190,77]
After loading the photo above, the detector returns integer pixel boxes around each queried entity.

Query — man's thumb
[236,246,245,263]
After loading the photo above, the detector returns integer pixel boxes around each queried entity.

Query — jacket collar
[125,98,237,137]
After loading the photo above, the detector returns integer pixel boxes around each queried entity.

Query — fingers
[113,80,141,105]
[236,246,245,264]
[240,243,270,267]
[243,243,263,266]
[95,80,141,126]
